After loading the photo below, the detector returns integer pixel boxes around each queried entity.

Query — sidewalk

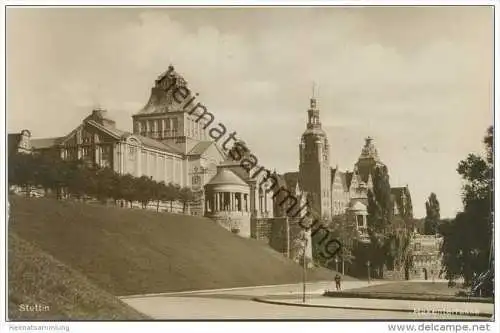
[253,295,494,318]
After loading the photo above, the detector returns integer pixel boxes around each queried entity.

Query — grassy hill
[8,232,148,320]
[9,196,344,297]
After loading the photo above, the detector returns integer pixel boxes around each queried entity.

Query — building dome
[205,167,248,187]
[302,127,327,137]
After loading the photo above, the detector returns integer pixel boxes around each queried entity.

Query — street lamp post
[335,257,339,272]
[302,235,308,304]
[367,260,371,284]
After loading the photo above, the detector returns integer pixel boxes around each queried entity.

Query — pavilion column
[264,192,268,214]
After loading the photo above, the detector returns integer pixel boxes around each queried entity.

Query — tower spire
[310,81,317,109]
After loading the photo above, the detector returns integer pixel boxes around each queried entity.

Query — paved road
[121,281,490,320]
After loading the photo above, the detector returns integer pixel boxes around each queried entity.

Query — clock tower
[298,95,331,220]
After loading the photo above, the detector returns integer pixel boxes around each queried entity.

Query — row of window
[139,130,178,138]
[136,119,178,132]
[413,255,439,265]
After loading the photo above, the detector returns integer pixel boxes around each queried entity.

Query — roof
[86,119,182,154]
[205,167,249,187]
[86,119,127,139]
[302,127,327,137]
[341,171,350,190]
[391,186,407,195]
[349,200,367,212]
[391,186,411,202]
[273,173,288,189]
[391,186,410,200]
[135,134,183,154]
[224,165,252,181]
[31,137,64,149]
[135,65,194,115]
[283,172,299,191]
[188,141,213,156]
[359,136,381,161]
[330,167,348,189]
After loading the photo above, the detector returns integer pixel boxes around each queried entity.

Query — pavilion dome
[205,167,248,187]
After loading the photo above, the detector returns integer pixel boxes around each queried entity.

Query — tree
[367,165,394,278]
[153,181,168,213]
[329,215,357,270]
[440,126,493,287]
[136,176,155,209]
[424,193,440,235]
[65,159,91,200]
[163,182,180,212]
[118,174,137,208]
[9,153,37,197]
[179,187,195,214]
[35,154,70,199]
[94,167,116,203]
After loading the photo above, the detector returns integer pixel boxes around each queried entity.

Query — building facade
[283,96,413,238]
[408,234,443,280]
[9,66,226,215]
[203,143,314,264]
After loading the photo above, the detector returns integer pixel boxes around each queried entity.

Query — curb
[323,291,494,304]
[252,297,493,318]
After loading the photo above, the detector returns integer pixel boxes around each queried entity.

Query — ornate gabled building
[282,96,413,237]
[9,66,226,214]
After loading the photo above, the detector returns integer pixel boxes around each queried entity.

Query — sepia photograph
[2,1,497,330]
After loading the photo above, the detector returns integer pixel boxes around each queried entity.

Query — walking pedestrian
[334,273,342,291]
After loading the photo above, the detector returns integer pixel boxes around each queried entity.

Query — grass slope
[8,232,149,320]
[9,196,344,296]
[324,282,493,303]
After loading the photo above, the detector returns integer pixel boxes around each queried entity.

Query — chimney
[90,108,116,128]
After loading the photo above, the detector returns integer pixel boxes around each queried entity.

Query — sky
[6,7,493,218]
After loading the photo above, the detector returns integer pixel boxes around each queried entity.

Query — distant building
[280,96,413,238]
[408,233,443,280]
[8,66,226,215]
[8,130,33,156]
